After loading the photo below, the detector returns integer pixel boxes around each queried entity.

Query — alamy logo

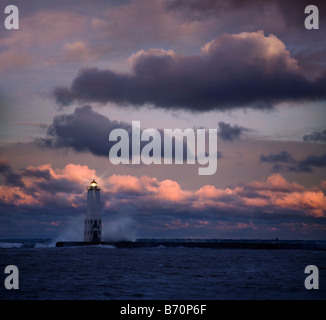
[304,265,319,290]
[109,121,218,175]
[4,265,19,290]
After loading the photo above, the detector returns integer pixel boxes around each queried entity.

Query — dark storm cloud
[217,122,249,141]
[38,178,83,195]
[36,105,196,160]
[260,151,326,173]
[22,167,82,195]
[0,159,25,188]
[53,30,326,112]
[21,167,52,180]
[298,154,326,172]
[303,129,326,143]
[36,105,131,157]
[260,151,295,164]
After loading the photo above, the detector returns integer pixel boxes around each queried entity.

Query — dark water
[0,239,325,300]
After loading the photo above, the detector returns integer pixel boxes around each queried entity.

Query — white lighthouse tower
[84,179,102,242]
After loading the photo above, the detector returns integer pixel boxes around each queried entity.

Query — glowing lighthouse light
[90,180,97,188]
[84,179,102,242]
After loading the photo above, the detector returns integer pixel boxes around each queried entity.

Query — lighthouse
[84,179,102,242]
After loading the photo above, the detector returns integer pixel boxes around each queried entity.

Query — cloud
[244,172,305,193]
[217,121,250,141]
[52,31,326,111]
[36,105,216,163]
[260,151,326,173]
[107,175,192,203]
[105,171,326,218]
[108,174,149,194]
[0,161,101,237]
[36,105,131,157]
[260,151,295,164]
[298,154,326,172]
[303,129,326,143]
[0,159,25,188]
[1,161,325,238]
[163,0,326,80]
[155,179,192,202]
[21,166,52,180]
[0,162,98,209]
[7,162,326,220]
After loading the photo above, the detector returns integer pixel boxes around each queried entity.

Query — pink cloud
[275,190,326,218]
[59,163,98,185]
[201,30,300,74]
[155,179,192,202]
[0,163,98,209]
[104,172,326,218]
[1,162,325,222]
[0,185,40,206]
[108,174,145,194]
[24,163,98,186]
[195,184,233,199]
[245,173,305,192]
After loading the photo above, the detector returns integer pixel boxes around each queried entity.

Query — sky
[0,0,325,240]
